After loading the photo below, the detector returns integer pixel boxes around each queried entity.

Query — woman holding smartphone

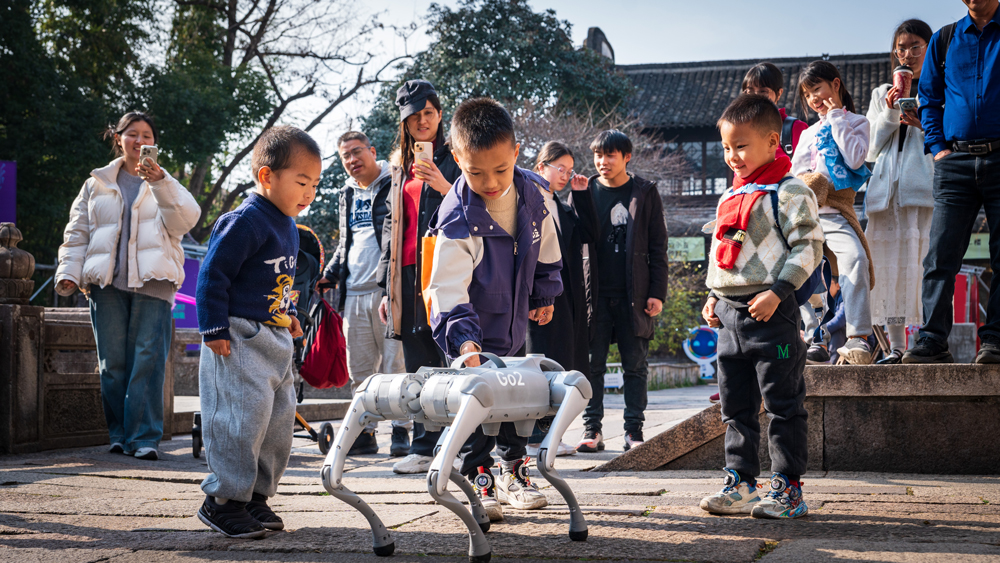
[54,111,201,459]
[864,19,935,364]
[377,80,462,474]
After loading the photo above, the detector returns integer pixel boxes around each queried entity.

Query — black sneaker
[902,336,954,364]
[348,430,379,456]
[623,430,644,451]
[976,339,1000,364]
[198,496,266,539]
[390,425,410,457]
[875,349,903,365]
[247,492,284,530]
[806,344,830,365]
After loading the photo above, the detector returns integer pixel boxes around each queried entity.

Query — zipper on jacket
[514,242,518,256]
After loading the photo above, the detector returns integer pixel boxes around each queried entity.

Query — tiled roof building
[619,53,893,196]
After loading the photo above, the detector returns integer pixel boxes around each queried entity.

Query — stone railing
[605,361,701,391]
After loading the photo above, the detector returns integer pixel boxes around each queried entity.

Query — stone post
[0,223,44,453]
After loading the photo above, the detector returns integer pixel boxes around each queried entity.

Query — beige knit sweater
[484,185,518,236]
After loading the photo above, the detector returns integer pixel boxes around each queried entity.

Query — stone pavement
[2,384,1000,563]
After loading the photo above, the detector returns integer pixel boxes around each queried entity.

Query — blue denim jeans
[920,151,1000,344]
[88,285,172,452]
[585,296,649,434]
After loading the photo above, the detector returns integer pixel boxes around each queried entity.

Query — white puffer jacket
[865,83,935,213]
[56,158,201,292]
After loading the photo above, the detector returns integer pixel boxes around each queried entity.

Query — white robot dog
[320,352,593,563]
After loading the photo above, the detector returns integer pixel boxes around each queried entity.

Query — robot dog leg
[320,378,396,556]
[426,385,494,563]
[536,370,593,541]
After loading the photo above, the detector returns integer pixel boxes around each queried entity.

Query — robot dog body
[321,354,592,563]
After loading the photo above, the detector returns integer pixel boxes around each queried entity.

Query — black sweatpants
[715,294,808,478]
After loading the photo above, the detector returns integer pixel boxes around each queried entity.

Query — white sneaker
[699,468,761,515]
[134,447,158,461]
[392,454,433,474]
[526,442,577,457]
[108,442,125,454]
[497,458,548,510]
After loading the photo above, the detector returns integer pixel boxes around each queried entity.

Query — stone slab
[806,364,1000,397]
[760,540,1000,562]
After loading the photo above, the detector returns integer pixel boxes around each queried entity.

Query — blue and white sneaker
[699,468,761,515]
[751,473,808,519]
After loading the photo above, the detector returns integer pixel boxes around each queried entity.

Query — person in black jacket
[577,130,668,454]
[375,80,463,474]
[317,131,404,457]
[525,141,599,457]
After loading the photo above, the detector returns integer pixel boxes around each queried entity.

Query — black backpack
[780,116,798,157]
[937,22,956,72]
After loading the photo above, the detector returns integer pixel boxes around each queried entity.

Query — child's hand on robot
[288,315,303,338]
[459,341,483,367]
[529,305,555,325]
[747,290,781,322]
[206,339,231,357]
[702,297,721,328]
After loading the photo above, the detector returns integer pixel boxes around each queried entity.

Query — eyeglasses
[894,44,926,57]
[743,87,775,97]
[544,162,574,178]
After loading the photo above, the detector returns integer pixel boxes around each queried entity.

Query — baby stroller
[192,224,345,457]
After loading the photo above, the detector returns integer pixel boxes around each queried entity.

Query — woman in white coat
[55,112,201,459]
[865,19,935,364]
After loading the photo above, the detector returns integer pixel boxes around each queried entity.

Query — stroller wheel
[318,422,335,455]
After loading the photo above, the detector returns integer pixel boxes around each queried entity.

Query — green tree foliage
[1,0,141,274]
[359,0,634,158]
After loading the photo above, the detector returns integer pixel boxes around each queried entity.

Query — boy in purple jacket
[424,98,563,521]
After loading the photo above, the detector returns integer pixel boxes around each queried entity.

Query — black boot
[348,429,379,456]
[901,337,953,364]
[390,425,411,457]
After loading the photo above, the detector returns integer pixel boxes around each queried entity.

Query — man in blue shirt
[905,0,1000,365]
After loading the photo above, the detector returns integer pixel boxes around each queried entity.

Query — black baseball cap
[396,80,438,121]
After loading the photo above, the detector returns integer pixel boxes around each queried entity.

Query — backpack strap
[769,177,797,251]
[780,116,797,157]
[938,22,956,73]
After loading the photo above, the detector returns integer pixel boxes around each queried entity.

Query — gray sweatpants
[199,316,295,502]
[820,213,872,337]
[343,291,409,432]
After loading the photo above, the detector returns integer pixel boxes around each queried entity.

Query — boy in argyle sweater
[700,95,823,520]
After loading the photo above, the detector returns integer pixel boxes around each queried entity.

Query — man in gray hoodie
[318,131,407,456]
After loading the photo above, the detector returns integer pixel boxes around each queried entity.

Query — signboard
[171,258,202,330]
[0,161,15,223]
[966,234,990,260]
[669,236,706,262]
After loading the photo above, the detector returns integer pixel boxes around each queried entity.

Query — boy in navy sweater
[195,126,320,538]
[424,98,563,520]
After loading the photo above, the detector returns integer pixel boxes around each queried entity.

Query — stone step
[594,364,1000,474]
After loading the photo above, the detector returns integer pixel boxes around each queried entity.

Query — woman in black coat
[525,141,599,456]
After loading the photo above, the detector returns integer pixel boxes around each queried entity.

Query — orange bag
[420,235,436,321]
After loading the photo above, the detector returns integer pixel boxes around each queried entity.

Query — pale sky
[303,0,968,157]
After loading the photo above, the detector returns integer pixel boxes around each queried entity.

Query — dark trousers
[920,151,1000,344]
[715,295,808,478]
[401,265,445,457]
[459,346,528,477]
[585,296,649,434]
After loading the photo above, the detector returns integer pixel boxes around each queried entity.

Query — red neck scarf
[715,155,792,269]
[732,154,792,190]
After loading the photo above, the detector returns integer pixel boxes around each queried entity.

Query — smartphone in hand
[139,145,159,168]
[413,142,432,163]
[897,98,918,112]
